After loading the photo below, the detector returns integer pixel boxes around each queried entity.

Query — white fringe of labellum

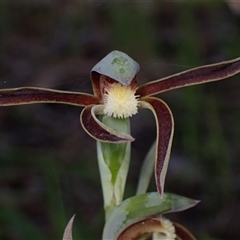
[152,217,176,240]
[103,80,139,118]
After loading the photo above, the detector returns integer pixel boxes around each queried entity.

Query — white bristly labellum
[103,82,139,118]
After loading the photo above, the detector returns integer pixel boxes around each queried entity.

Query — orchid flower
[63,192,199,240]
[1,51,240,197]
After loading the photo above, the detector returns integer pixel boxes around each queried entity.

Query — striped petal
[136,57,240,97]
[0,87,99,106]
[139,97,174,196]
[80,104,134,142]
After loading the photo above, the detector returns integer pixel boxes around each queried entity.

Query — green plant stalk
[97,116,131,220]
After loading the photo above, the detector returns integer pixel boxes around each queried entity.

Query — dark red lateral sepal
[139,97,174,195]
[0,87,100,107]
[137,57,240,97]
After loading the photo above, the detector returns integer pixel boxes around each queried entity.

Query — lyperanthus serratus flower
[62,192,200,240]
[1,51,240,195]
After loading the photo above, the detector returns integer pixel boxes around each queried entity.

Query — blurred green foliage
[0,1,240,239]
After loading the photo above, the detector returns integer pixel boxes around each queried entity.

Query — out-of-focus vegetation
[0,1,240,239]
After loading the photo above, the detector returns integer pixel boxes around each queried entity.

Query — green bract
[97,116,131,220]
[102,192,199,240]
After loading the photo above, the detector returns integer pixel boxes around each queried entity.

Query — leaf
[102,192,199,240]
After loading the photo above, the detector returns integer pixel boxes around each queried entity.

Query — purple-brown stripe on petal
[137,57,240,97]
[80,105,134,142]
[91,71,102,100]
[139,97,174,195]
[0,87,100,106]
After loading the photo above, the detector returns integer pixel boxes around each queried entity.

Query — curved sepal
[0,87,99,106]
[62,215,75,240]
[137,57,240,97]
[80,105,134,142]
[174,222,197,240]
[139,97,174,196]
[102,192,199,240]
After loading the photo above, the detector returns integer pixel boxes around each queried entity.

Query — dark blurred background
[0,1,240,239]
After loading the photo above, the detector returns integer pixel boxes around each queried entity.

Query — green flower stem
[97,116,131,220]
